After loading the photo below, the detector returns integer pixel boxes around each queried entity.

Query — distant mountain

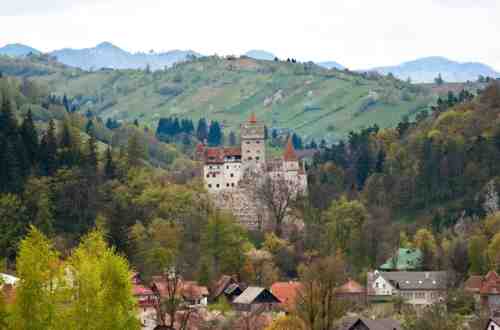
[49,42,200,70]
[244,50,276,61]
[0,43,41,57]
[372,56,500,83]
[317,61,345,70]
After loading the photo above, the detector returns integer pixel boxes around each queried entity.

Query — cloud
[2,0,104,15]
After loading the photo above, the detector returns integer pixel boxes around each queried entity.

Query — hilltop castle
[197,115,307,231]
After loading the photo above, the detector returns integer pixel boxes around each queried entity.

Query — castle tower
[283,136,299,172]
[241,113,266,170]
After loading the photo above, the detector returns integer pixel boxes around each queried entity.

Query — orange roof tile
[270,281,302,309]
[283,137,298,161]
[223,147,241,157]
[248,113,257,124]
[336,278,366,294]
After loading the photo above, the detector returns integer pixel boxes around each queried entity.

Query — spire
[248,112,257,124]
[283,137,298,161]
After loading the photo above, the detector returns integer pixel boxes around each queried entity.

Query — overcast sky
[1,0,499,70]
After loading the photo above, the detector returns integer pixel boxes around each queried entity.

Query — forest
[1,68,500,329]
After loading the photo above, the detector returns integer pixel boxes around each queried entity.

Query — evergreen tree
[127,132,145,168]
[85,119,95,136]
[39,120,58,176]
[84,134,98,176]
[20,109,39,166]
[104,146,116,180]
[62,94,70,112]
[196,118,208,142]
[228,131,237,146]
[207,121,222,146]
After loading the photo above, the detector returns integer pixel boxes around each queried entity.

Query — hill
[372,56,500,83]
[0,43,41,57]
[317,61,345,70]
[1,55,436,141]
[49,42,200,71]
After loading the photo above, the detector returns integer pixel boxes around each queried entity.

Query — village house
[210,274,243,303]
[270,281,302,311]
[367,270,447,305]
[379,248,422,271]
[340,317,401,330]
[232,286,281,312]
[336,278,366,305]
[150,276,209,307]
[485,318,500,330]
[465,271,500,313]
[131,273,157,330]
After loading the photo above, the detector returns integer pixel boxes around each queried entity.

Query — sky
[1,0,499,70]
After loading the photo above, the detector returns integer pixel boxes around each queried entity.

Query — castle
[197,114,307,230]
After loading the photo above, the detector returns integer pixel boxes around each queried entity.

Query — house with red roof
[336,278,366,305]
[465,271,500,313]
[270,281,303,311]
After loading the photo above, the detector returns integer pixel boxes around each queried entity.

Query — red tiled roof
[223,147,241,157]
[465,271,500,296]
[283,137,298,161]
[204,148,224,164]
[465,275,483,293]
[196,143,205,153]
[211,275,237,300]
[133,283,154,296]
[248,113,257,124]
[336,279,366,294]
[270,281,302,309]
[181,281,209,301]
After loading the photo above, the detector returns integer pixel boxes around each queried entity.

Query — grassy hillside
[2,55,436,141]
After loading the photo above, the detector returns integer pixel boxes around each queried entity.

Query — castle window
[256,157,260,161]
[209,166,213,169]
[246,141,250,144]
[248,157,253,160]
[208,184,212,188]
[230,173,234,177]
[231,183,235,187]
[226,183,230,187]
[206,174,210,178]
[212,174,216,178]
[216,184,220,188]
[256,140,260,144]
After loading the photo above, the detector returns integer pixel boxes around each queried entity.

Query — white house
[486,318,500,330]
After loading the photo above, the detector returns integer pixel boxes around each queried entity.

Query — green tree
[0,194,28,262]
[468,234,488,275]
[12,226,66,330]
[202,211,248,277]
[207,121,223,146]
[126,131,146,168]
[20,109,39,167]
[39,120,58,176]
[65,230,140,330]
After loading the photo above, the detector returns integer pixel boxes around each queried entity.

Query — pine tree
[39,120,58,176]
[127,132,145,168]
[104,146,116,180]
[20,109,39,166]
[85,119,95,136]
[196,118,208,142]
[207,121,222,146]
[84,134,98,176]
[228,131,237,146]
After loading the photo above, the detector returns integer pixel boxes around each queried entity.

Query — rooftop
[379,248,422,271]
[283,137,298,162]
[373,271,447,291]
[270,281,302,308]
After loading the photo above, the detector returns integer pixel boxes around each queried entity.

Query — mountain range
[372,56,500,83]
[1,43,499,83]
[0,42,200,71]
